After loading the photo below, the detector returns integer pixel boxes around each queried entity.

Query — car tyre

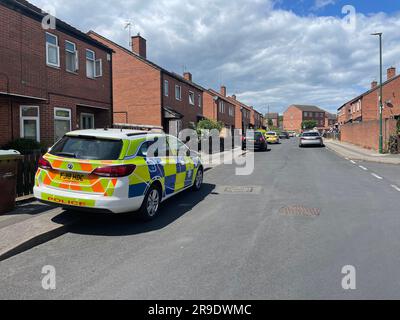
[138,184,161,221]
[192,167,203,192]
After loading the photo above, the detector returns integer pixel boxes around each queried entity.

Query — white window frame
[198,94,202,107]
[175,85,182,101]
[164,80,169,97]
[229,106,234,117]
[65,40,79,73]
[46,32,60,68]
[189,91,195,105]
[20,106,40,142]
[54,107,72,136]
[86,49,96,79]
[95,58,103,77]
[219,100,225,113]
[80,113,95,129]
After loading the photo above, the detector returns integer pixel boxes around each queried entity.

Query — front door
[81,113,95,129]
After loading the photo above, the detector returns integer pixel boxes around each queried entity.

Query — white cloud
[30,0,400,115]
[312,0,336,10]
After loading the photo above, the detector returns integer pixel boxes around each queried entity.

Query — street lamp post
[372,32,383,154]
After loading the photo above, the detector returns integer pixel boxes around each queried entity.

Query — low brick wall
[340,119,397,151]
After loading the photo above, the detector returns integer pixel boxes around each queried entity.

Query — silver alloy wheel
[195,169,203,189]
[146,189,160,217]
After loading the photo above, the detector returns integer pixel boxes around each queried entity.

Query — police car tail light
[92,164,136,177]
[38,157,52,170]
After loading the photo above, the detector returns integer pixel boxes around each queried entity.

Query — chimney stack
[387,67,396,80]
[371,81,378,89]
[131,33,146,59]
[183,72,192,82]
[220,86,226,97]
[232,94,236,100]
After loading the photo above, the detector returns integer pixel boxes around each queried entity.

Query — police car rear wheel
[192,168,203,191]
[139,185,161,220]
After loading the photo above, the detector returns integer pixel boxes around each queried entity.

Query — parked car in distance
[299,131,324,148]
[34,129,203,220]
[242,131,269,151]
[288,131,296,137]
[265,131,280,144]
[279,131,290,139]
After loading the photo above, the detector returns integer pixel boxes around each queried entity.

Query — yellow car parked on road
[265,131,280,144]
[34,129,203,220]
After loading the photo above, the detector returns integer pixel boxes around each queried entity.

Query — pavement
[325,139,400,164]
[1,139,400,299]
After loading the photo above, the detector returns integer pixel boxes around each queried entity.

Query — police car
[34,129,203,220]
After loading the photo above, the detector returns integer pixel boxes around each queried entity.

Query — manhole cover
[215,186,262,194]
[224,186,254,193]
[279,205,320,217]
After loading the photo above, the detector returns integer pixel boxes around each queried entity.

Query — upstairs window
[86,49,102,78]
[175,85,182,101]
[189,91,195,105]
[229,106,234,117]
[164,80,169,97]
[65,41,78,73]
[198,94,202,107]
[46,33,60,67]
[219,101,225,113]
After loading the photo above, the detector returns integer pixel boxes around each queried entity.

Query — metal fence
[16,151,42,197]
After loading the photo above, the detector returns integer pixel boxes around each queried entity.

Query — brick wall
[0,3,112,146]
[340,119,397,151]
[162,73,203,129]
[89,32,162,127]
[283,106,303,132]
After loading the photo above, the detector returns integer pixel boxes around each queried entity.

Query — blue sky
[30,0,400,115]
[275,0,400,16]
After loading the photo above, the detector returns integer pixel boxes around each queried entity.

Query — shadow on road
[65,183,216,237]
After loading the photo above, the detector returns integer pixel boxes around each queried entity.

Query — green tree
[196,119,224,136]
[267,119,274,127]
[302,120,318,130]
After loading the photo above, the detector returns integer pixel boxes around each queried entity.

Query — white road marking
[391,185,400,192]
[371,173,383,180]
[350,160,356,164]
[359,165,368,171]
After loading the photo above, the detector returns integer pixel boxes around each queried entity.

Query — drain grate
[215,186,262,195]
[224,186,255,193]
[279,205,321,217]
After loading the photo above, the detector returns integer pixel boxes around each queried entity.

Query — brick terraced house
[265,113,280,128]
[88,31,204,136]
[338,67,400,125]
[0,0,113,147]
[226,94,253,133]
[203,86,236,137]
[337,67,400,150]
[283,105,326,133]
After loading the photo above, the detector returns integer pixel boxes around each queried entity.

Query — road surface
[1,138,400,299]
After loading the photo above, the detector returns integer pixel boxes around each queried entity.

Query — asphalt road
[1,138,400,299]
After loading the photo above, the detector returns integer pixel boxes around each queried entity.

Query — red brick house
[337,67,400,150]
[283,105,326,133]
[0,0,113,147]
[203,86,236,137]
[253,110,263,129]
[265,113,280,128]
[338,67,400,125]
[226,95,252,133]
[88,31,204,136]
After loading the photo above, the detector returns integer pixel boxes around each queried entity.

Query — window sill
[47,64,60,70]
[66,70,79,75]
